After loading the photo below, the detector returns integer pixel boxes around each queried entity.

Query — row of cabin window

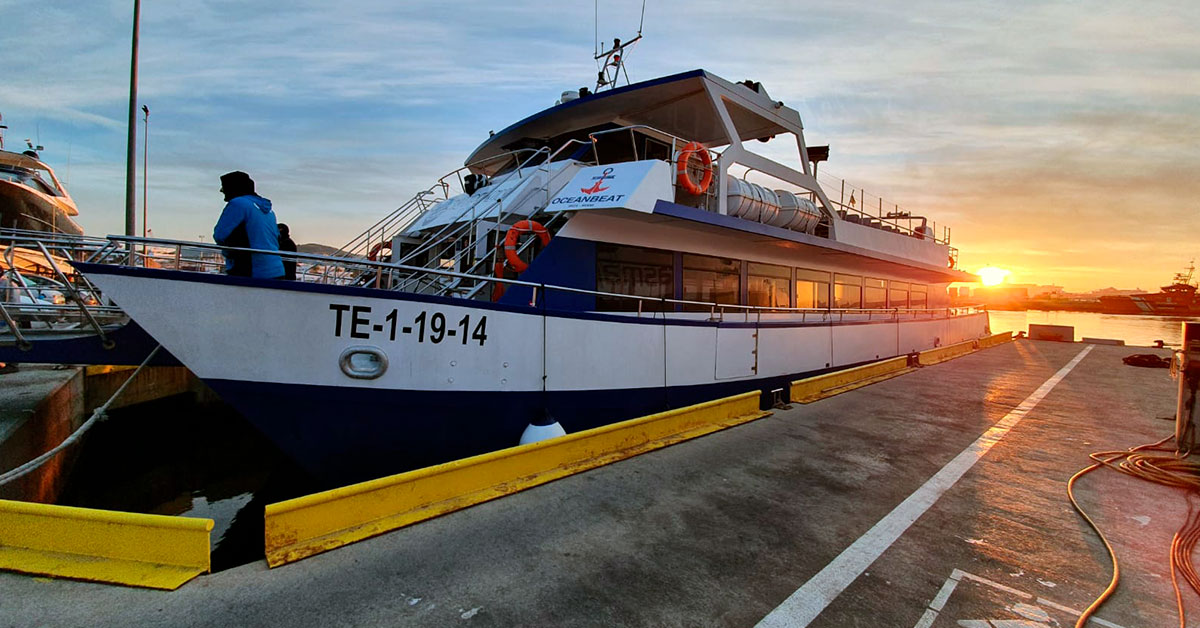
[594,244,928,311]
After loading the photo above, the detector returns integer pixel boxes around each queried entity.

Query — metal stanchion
[1175,322,1200,454]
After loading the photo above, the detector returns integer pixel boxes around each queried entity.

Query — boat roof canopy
[0,150,52,172]
[465,69,803,174]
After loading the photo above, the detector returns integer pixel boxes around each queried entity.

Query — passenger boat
[1098,263,1200,316]
[0,117,84,236]
[20,68,987,485]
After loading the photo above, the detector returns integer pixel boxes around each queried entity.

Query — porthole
[339,346,388,379]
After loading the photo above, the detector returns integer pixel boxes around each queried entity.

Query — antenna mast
[594,0,647,91]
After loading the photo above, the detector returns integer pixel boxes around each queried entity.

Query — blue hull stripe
[205,368,820,487]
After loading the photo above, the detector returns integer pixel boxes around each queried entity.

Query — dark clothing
[279,234,298,281]
[221,223,252,277]
[220,171,255,202]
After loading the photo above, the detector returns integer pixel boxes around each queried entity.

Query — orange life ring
[675,141,713,195]
[503,220,551,273]
[367,241,388,261]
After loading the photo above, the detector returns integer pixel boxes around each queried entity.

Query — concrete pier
[0,365,202,504]
[0,340,1184,627]
[0,366,84,503]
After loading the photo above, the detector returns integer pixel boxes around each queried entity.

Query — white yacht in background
[0,116,83,236]
[49,64,986,485]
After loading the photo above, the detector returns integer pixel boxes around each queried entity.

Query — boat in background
[1099,262,1200,316]
[0,114,84,236]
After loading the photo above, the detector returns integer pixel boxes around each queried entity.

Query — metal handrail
[336,146,569,262]
[34,240,113,347]
[100,235,986,319]
[390,138,594,295]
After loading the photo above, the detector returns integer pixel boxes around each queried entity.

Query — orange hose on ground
[1068,435,1200,628]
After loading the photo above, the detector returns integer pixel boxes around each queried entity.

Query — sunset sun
[977,267,1011,286]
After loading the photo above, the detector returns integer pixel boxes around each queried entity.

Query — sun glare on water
[977,267,1011,286]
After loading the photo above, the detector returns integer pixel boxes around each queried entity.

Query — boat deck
[1,340,1183,627]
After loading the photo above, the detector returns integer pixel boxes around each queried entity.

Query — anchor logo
[580,180,609,195]
[580,167,615,194]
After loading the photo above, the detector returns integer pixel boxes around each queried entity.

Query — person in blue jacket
[213,171,284,279]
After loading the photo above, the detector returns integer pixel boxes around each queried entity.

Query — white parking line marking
[912,568,1131,628]
[756,346,1094,628]
[929,569,964,611]
[912,608,939,628]
[957,571,1033,601]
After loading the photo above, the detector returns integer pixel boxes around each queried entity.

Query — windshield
[0,165,62,196]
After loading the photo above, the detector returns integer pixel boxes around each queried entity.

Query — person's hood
[234,194,271,213]
[250,195,272,213]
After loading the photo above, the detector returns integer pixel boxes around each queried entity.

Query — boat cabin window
[0,167,58,196]
[864,278,887,309]
[795,269,831,309]
[592,130,674,166]
[682,254,740,311]
[911,284,928,308]
[595,243,674,311]
[889,281,910,308]
[643,137,672,162]
[834,274,862,309]
[747,262,790,309]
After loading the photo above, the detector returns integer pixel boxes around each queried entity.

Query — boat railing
[375,139,595,298]
[334,186,443,261]
[337,146,575,267]
[93,235,985,321]
[394,145,559,268]
[814,169,952,247]
[343,125,727,297]
[1,231,131,349]
[3,230,984,350]
[430,140,594,298]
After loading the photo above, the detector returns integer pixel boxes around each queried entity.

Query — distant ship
[1098,263,1200,315]
[0,115,84,235]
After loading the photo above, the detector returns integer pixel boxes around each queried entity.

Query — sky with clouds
[2,0,1197,291]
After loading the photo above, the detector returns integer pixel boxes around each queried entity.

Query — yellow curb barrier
[265,391,770,567]
[790,356,913,403]
[791,332,1015,403]
[979,331,1014,348]
[0,500,213,590]
[919,338,980,365]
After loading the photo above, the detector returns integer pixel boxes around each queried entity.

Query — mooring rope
[0,345,161,487]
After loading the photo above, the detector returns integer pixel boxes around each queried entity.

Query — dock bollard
[1176,322,1200,454]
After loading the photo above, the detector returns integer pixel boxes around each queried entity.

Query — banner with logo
[546,161,672,214]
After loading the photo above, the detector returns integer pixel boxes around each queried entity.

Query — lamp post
[141,105,149,239]
[124,0,141,238]
[141,104,149,265]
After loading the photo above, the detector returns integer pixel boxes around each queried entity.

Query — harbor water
[55,394,315,571]
[987,309,1200,347]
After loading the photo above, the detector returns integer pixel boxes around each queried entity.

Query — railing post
[1176,322,1200,454]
